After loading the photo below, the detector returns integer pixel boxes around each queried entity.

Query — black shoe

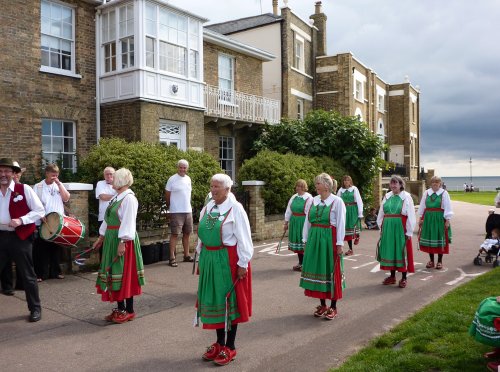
[29,310,42,322]
[2,289,14,296]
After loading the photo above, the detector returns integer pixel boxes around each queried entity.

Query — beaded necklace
[205,204,220,230]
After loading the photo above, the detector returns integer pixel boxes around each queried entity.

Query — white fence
[204,85,280,124]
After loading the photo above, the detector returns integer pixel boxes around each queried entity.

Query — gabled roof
[206,13,282,35]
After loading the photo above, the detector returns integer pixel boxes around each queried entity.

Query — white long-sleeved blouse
[377,191,416,237]
[337,186,364,218]
[417,188,453,220]
[302,194,346,245]
[284,192,313,221]
[196,197,253,269]
[99,189,138,241]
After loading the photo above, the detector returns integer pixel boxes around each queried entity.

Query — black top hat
[0,158,22,173]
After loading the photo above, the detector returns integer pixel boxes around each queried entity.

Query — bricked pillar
[242,180,265,240]
[63,183,93,273]
[372,173,383,209]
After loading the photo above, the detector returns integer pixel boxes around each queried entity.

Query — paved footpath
[0,201,497,372]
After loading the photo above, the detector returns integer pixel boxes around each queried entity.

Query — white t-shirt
[95,180,117,221]
[33,180,69,225]
[165,173,192,213]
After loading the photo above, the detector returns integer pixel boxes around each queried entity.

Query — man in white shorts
[165,159,193,267]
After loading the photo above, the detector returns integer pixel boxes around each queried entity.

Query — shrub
[237,150,347,215]
[79,138,221,231]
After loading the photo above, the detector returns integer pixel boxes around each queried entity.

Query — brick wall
[203,41,263,96]
[101,101,205,149]
[0,1,97,179]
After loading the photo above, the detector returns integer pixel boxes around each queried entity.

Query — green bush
[237,150,347,215]
[79,138,221,231]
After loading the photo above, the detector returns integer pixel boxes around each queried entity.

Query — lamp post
[469,157,472,185]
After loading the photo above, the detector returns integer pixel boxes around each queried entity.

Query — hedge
[78,138,221,231]
[237,150,347,215]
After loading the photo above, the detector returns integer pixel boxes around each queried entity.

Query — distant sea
[441,176,500,192]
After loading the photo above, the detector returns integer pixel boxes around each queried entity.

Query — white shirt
[302,194,346,245]
[196,197,253,268]
[95,180,117,221]
[284,192,313,221]
[0,181,45,231]
[418,188,453,220]
[33,180,70,225]
[165,173,192,213]
[377,191,416,236]
[337,186,364,218]
[98,189,138,241]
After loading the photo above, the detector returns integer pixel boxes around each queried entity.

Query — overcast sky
[170,0,500,177]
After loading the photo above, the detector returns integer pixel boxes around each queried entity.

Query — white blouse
[417,188,453,220]
[302,194,346,245]
[284,192,313,221]
[377,191,416,236]
[98,189,138,241]
[337,186,364,218]
[196,197,254,269]
[33,180,70,225]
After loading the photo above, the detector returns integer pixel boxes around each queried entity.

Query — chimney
[272,0,278,15]
[309,1,327,56]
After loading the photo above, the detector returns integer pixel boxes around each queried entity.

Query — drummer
[33,164,71,282]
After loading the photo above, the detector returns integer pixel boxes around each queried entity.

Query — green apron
[96,196,144,292]
[419,192,452,249]
[197,207,239,325]
[340,190,361,239]
[377,196,406,269]
[288,196,307,252]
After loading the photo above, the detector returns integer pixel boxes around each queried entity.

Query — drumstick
[275,231,286,253]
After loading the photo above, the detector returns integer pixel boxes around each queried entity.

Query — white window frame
[353,69,366,103]
[218,54,235,103]
[120,36,134,69]
[377,94,385,112]
[159,120,186,150]
[41,118,77,172]
[293,33,305,72]
[297,98,304,120]
[40,0,80,78]
[119,4,134,70]
[219,136,235,180]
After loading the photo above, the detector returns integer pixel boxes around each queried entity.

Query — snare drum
[40,212,86,247]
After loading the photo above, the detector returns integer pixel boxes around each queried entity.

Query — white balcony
[204,85,280,125]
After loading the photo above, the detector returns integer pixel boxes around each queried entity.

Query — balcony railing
[382,163,407,177]
[204,85,280,124]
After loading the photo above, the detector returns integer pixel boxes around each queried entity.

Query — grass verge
[333,268,500,372]
[448,191,497,206]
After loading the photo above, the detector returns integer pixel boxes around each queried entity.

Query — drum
[40,212,86,247]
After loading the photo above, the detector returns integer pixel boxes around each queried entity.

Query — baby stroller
[473,213,500,267]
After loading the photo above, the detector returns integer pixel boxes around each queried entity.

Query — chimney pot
[315,1,322,14]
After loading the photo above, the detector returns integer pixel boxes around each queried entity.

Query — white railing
[204,85,280,124]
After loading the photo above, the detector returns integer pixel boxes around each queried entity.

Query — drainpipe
[95,8,101,142]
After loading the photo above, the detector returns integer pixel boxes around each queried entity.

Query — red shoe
[345,249,353,256]
[324,307,338,320]
[487,361,500,371]
[314,305,328,317]
[213,346,237,366]
[398,279,407,288]
[202,343,221,361]
[112,310,134,324]
[382,276,396,285]
[104,308,119,322]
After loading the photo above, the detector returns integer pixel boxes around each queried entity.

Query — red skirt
[96,241,142,302]
[202,246,252,330]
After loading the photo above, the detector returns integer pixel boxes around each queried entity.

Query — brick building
[207,1,316,120]
[0,0,99,176]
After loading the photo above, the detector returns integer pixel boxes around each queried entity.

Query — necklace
[314,201,327,222]
[205,205,220,230]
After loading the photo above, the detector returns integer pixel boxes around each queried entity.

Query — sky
[169,0,500,177]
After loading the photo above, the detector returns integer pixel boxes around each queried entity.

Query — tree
[253,110,386,206]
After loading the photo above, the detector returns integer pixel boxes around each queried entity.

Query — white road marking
[446,268,483,286]
[370,263,381,273]
[352,261,378,269]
